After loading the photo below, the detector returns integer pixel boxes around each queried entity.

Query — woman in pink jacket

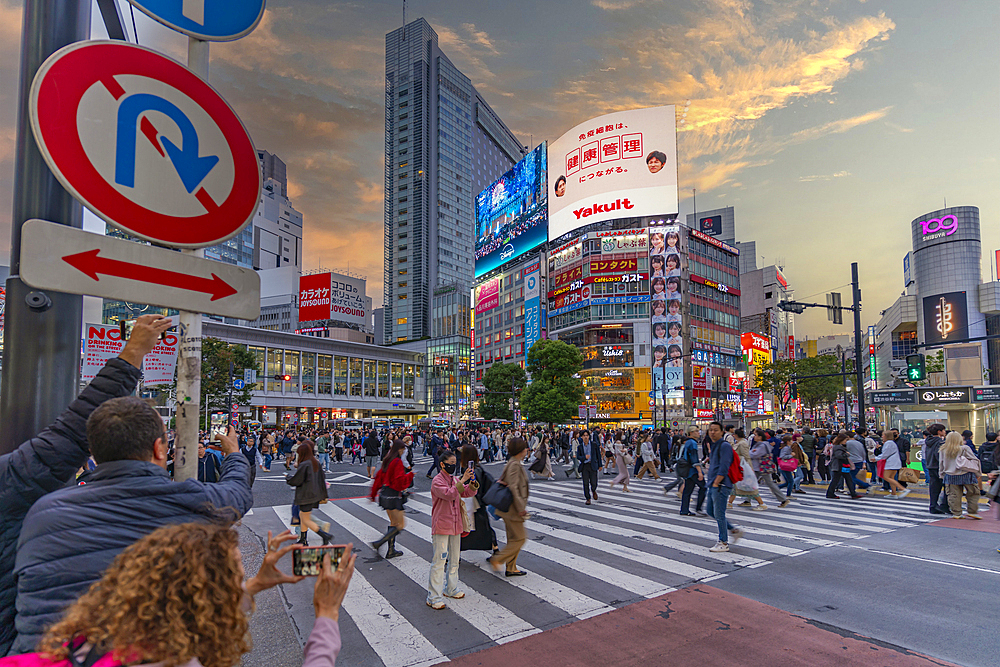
[426,451,479,610]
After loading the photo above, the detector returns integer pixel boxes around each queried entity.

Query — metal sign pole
[173,36,209,482]
[0,0,89,455]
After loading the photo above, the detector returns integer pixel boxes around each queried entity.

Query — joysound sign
[29,41,261,248]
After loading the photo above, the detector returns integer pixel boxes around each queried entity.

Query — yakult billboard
[548,106,677,241]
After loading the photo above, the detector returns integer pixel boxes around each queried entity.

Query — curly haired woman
[24,521,355,667]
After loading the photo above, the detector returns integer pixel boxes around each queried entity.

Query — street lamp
[735,358,749,432]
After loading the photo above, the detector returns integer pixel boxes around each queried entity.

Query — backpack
[727,450,744,483]
[1,640,122,667]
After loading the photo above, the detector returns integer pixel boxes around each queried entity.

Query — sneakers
[445,591,466,599]
[695,511,709,518]
[709,541,730,552]
[739,500,751,506]
[897,489,911,499]
[779,499,791,507]
[752,504,768,511]
[967,514,982,520]
[729,528,744,545]
[426,600,446,610]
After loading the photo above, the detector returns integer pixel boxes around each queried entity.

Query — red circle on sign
[29,41,260,248]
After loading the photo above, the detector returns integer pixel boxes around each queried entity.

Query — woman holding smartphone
[460,445,499,556]
[426,450,479,609]
[34,521,355,667]
[369,440,414,559]
[286,442,333,546]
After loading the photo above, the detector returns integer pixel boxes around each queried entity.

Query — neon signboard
[919,215,958,239]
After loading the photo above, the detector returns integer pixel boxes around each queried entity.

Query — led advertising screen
[548,105,677,242]
[475,143,548,278]
[922,291,969,346]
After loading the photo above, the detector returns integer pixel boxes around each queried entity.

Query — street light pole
[851,262,866,429]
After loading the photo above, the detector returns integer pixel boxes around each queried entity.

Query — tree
[184,338,261,427]
[478,362,527,421]
[793,355,843,422]
[521,339,584,426]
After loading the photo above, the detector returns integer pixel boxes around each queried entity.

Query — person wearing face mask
[425,452,479,609]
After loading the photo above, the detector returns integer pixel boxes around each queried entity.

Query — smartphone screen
[467,461,474,471]
[209,412,227,443]
[293,545,347,576]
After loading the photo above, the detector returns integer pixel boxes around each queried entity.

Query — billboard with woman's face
[651,224,684,401]
[547,106,677,242]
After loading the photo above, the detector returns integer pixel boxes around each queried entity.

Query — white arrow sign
[20,219,260,320]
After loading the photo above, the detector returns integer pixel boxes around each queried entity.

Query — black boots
[385,534,403,559]
[316,521,334,546]
[297,529,308,546]
[371,525,402,554]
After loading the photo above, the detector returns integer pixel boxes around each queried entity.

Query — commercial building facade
[383,18,524,344]
[871,206,1000,438]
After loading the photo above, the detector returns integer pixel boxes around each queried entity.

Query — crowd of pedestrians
[1,317,996,665]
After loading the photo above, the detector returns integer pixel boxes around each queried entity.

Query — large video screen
[548,106,677,242]
[474,143,548,278]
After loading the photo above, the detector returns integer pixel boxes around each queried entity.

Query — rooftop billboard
[474,143,548,278]
[548,106,677,242]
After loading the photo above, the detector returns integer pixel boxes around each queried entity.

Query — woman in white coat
[875,434,909,498]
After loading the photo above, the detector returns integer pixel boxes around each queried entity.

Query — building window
[302,353,315,394]
[365,360,377,397]
[378,361,390,398]
[350,358,363,397]
[397,317,407,325]
[317,354,332,394]
[334,356,348,396]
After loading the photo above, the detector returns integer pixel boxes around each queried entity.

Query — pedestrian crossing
[241,472,938,667]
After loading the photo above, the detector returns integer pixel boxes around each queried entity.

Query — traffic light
[272,374,291,381]
[788,382,798,400]
[905,354,926,381]
[777,301,806,314]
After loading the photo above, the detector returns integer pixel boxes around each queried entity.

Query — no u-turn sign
[29,40,261,248]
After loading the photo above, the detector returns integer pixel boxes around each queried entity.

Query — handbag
[778,457,798,472]
[898,467,919,484]
[875,459,887,480]
[955,452,982,475]
[758,454,776,474]
[483,480,513,512]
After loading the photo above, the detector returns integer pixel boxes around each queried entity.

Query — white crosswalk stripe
[241,473,936,667]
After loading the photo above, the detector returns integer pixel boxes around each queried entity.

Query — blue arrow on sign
[127,0,266,41]
[233,379,245,390]
[115,93,219,194]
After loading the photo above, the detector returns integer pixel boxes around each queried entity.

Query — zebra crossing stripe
[347,499,616,620]
[577,485,838,545]
[399,497,678,598]
[527,487,807,555]
[316,503,540,645]
[523,495,767,566]
[269,505,446,667]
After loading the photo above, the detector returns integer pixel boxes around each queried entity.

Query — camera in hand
[293,545,347,576]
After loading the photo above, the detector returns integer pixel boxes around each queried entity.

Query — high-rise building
[257,150,288,198]
[383,18,524,344]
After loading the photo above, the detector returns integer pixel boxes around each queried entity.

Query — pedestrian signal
[905,354,925,381]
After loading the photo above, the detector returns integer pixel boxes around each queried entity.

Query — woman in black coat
[286,442,333,545]
[459,445,498,556]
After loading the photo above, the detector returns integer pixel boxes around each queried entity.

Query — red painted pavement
[928,516,1000,533]
[448,586,958,667]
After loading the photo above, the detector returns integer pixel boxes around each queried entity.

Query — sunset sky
[0,0,996,336]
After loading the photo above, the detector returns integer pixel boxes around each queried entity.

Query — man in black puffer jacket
[0,314,171,656]
[10,379,252,654]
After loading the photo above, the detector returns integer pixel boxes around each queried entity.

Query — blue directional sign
[233,378,245,390]
[127,0,266,41]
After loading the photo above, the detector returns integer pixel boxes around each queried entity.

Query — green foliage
[794,355,843,412]
[196,338,260,426]
[925,350,944,374]
[753,358,796,412]
[521,339,584,426]
[479,362,527,421]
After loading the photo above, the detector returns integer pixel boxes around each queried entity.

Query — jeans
[804,451,816,484]
[427,452,441,477]
[706,486,735,544]
[850,462,870,489]
[927,468,949,513]
[263,453,272,470]
[792,467,804,490]
[779,469,795,494]
[335,448,344,463]
[827,468,856,497]
[427,533,462,605]
[318,452,330,470]
[680,476,706,514]
[582,465,599,500]
[350,449,361,464]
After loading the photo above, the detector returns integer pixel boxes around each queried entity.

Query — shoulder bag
[483,479,513,512]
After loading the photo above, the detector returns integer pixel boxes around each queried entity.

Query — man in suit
[577,430,602,505]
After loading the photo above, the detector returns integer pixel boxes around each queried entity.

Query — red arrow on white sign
[19,219,260,320]
[63,249,237,301]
